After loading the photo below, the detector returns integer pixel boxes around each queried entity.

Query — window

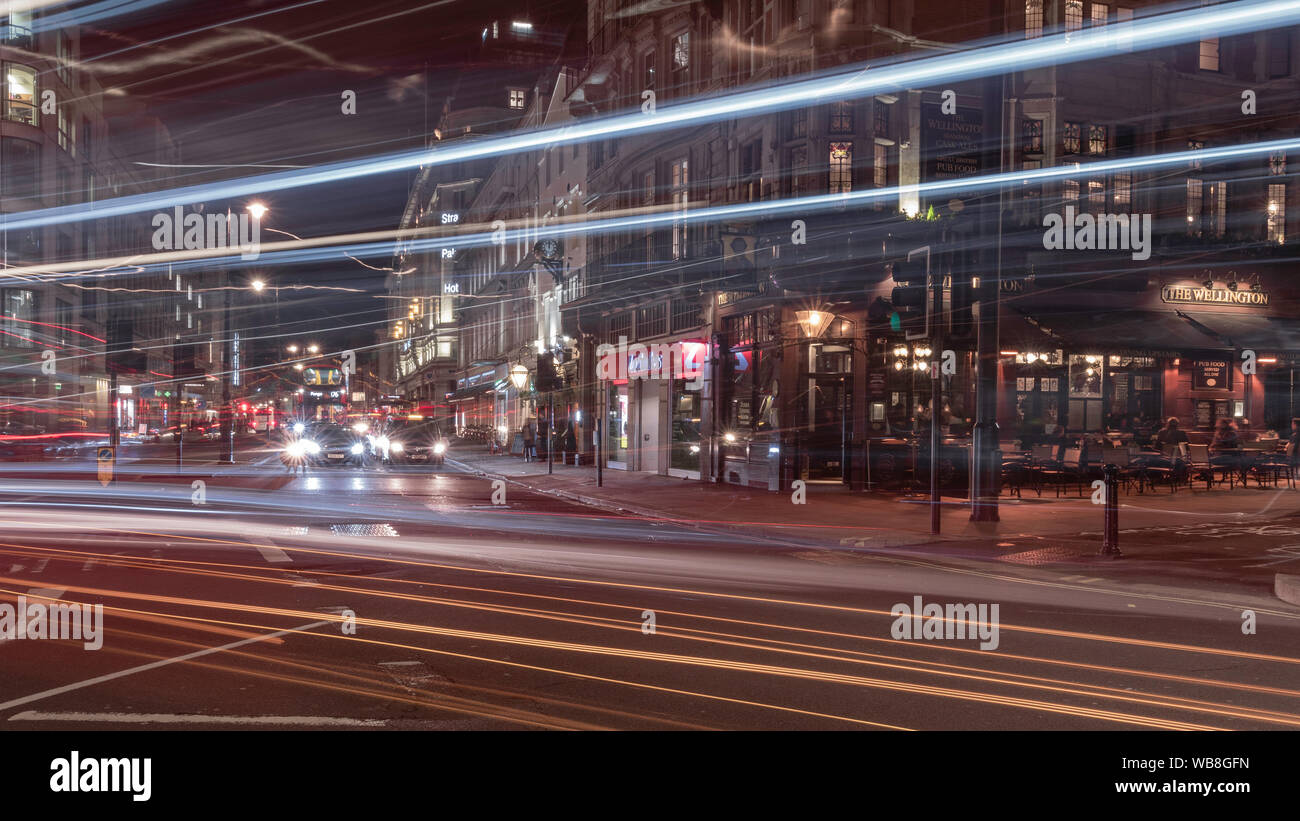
[1267,183,1287,243]
[642,50,655,89]
[1065,1,1083,39]
[829,142,852,194]
[636,303,668,338]
[2,137,39,197]
[1207,181,1227,238]
[1091,3,1109,25]
[874,143,888,188]
[671,298,703,332]
[1021,159,1042,209]
[5,63,37,125]
[1199,38,1220,71]
[57,33,72,85]
[829,100,853,133]
[1062,178,1080,202]
[1267,29,1292,78]
[670,158,689,259]
[508,88,525,109]
[1112,169,1132,208]
[787,145,808,197]
[81,117,92,161]
[788,108,808,140]
[1088,124,1107,155]
[740,140,761,202]
[1,288,36,348]
[1062,121,1081,155]
[57,106,74,154]
[1088,179,1105,211]
[2,7,33,48]
[670,31,690,86]
[1116,7,1135,51]
[1186,178,1203,235]
[1270,150,1286,176]
[1025,0,1043,38]
[1023,119,1043,154]
[1188,139,1204,170]
[874,100,891,137]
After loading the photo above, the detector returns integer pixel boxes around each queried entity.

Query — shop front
[997,266,1300,446]
[599,337,708,478]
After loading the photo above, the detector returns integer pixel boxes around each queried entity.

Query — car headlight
[285,441,306,458]
[377,436,390,450]
[353,422,369,434]
[350,443,364,455]
[303,439,321,455]
[390,442,404,453]
[293,423,305,434]
[433,442,446,455]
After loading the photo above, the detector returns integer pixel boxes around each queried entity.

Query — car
[378,421,449,466]
[307,423,368,466]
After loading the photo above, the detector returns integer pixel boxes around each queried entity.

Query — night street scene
[1,0,1298,805]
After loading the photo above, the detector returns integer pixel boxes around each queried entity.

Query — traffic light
[889,258,930,339]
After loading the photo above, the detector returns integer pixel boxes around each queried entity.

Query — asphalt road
[1,442,1298,730]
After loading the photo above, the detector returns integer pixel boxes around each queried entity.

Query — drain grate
[329,523,400,538]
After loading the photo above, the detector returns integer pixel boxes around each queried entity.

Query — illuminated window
[1267,183,1287,243]
[1065,1,1083,39]
[643,50,655,89]
[671,31,689,88]
[1062,178,1079,202]
[4,63,37,125]
[1062,121,1081,155]
[1207,181,1227,238]
[508,88,525,109]
[1199,38,1220,71]
[1091,2,1109,25]
[1088,124,1107,155]
[671,158,689,258]
[1088,179,1105,211]
[1025,0,1043,38]
[1112,169,1132,208]
[1270,150,1287,176]
[1186,178,1203,236]
[874,143,887,188]
[1023,119,1043,154]
[1188,139,1204,170]
[829,142,852,194]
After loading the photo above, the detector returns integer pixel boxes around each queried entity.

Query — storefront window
[4,63,36,125]
[669,383,701,472]
[1068,354,1104,432]
[607,383,629,465]
[1,288,36,347]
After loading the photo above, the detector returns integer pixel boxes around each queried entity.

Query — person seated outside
[1154,417,1189,451]
[1211,418,1247,482]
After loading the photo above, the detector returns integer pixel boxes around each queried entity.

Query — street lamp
[251,279,265,292]
[246,201,268,221]
[509,365,529,391]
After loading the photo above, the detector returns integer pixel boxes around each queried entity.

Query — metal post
[1101,463,1121,557]
[596,414,603,487]
[930,277,942,536]
[221,283,234,464]
[109,370,120,448]
[548,393,554,475]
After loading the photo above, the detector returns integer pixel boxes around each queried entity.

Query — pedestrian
[522,419,536,462]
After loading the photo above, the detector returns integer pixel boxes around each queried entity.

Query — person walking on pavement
[522,418,536,462]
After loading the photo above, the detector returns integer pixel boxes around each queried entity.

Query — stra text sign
[1161,285,1270,307]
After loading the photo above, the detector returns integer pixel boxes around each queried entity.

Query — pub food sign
[1191,357,1231,390]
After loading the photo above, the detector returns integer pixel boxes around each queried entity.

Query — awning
[1012,308,1223,354]
[1173,312,1300,352]
[446,382,496,403]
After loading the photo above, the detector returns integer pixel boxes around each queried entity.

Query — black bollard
[1100,463,1121,557]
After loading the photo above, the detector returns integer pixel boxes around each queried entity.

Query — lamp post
[220,202,268,464]
[509,364,529,457]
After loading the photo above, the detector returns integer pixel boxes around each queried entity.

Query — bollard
[1100,463,1121,557]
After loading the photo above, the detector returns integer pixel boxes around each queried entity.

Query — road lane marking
[8,711,386,727]
[32,558,48,573]
[25,587,66,601]
[0,619,330,713]
[254,542,293,563]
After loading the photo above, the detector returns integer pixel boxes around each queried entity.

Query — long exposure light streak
[3,0,1296,234]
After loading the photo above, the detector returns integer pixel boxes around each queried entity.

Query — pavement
[447,446,1300,608]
